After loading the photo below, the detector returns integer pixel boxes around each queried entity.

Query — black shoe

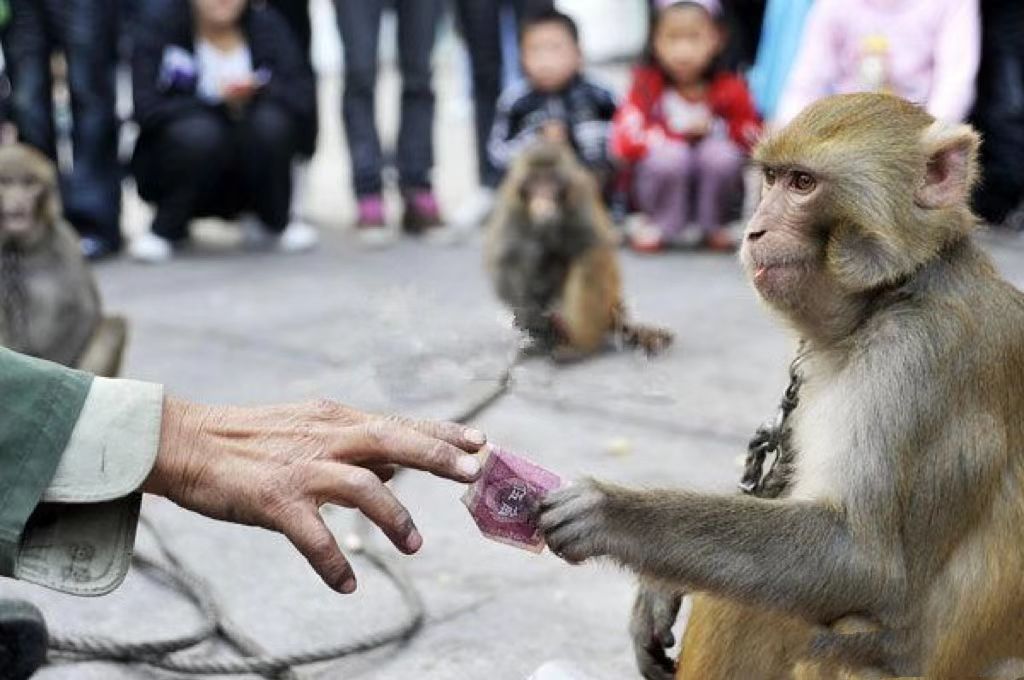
[0,599,48,680]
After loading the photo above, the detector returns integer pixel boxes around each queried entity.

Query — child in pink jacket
[777,0,980,125]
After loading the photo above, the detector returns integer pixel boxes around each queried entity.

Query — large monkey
[0,144,127,376]
[539,94,1024,679]
[486,143,673,359]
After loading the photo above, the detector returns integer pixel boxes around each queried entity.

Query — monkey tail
[612,306,675,356]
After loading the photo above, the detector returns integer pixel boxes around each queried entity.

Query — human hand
[540,120,570,145]
[143,397,487,594]
[222,75,259,107]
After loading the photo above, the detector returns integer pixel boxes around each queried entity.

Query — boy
[487,10,618,180]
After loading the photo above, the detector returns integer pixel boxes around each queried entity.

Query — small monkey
[540,94,1024,678]
[0,144,127,376]
[486,143,673,359]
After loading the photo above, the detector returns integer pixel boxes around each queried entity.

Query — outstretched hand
[144,397,487,593]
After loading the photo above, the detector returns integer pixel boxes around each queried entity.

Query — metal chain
[739,342,807,497]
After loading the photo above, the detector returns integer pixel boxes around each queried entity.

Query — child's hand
[540,121,570,145]
[683,116,711,139]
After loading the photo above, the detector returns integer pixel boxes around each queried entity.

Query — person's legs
[394,0,442,193]
[53,0,123,251]
[238,102,294,234]
[335,0,384,198]
[454,0,503,188]
[632,142,695,241]
[693,136,744,233]
[4,0,57,158]
[146,111,231,242]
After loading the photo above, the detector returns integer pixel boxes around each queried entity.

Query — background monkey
[0,144,127,376]
[539,94,1024,679]
[486,143,673,359]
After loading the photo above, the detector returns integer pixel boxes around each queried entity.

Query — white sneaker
[240,215,275,251]
[449,187,496,230]
[129,232,173,263]
[277,220,319,253]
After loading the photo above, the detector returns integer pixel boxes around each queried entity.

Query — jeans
[4,0,122,249]
[137,103,295,242]
[334,0,442,196]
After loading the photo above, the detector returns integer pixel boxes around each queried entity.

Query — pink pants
[633,137,744,237]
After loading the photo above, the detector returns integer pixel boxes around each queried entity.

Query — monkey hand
[630,585,682,680]
[539,478,620,564]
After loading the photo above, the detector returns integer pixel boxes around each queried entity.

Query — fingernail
[406,529,423,552]
[464,428,486,447]
[340,577,357,594]
[457,455,481,478]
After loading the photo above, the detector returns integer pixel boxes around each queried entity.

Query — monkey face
[0,171,46,241]
[520,172,569,232]
[740,164,825,305]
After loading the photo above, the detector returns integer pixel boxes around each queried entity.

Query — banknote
[462,445,563,553]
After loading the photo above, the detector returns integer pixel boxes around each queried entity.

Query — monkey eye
[790,171,817,194]
[763,167,777,186]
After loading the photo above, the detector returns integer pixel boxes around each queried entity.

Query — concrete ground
[3,19,1024,680]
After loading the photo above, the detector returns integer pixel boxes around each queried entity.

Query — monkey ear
[915,122,979,210]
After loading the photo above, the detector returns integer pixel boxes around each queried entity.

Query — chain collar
[739,342,807,497]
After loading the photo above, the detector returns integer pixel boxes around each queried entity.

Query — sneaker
[704,228,738,253]
[626,216,666,254]
[671,228,704,249]
[402,189,443,235]
[80,235,118,261]
[277,220,319,253]
[129,231,173,263]
[355,194,395,246]
[240,215,275,251]
[450,187,495,230]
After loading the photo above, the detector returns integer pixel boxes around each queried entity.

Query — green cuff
[0,348,92,576]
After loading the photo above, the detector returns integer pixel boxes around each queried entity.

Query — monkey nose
[747,229,767,242]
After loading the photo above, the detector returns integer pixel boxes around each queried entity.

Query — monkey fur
[0,144,126,377]
[540,94,1024,679]
[486,143,673,360]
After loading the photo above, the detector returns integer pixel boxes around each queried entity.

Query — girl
[612,0,760,252]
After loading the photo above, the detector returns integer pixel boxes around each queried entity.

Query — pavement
[3,34,1024,680]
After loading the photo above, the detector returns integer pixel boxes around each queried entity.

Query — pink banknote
[462,445,564,553]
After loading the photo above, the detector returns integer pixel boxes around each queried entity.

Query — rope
[45,350,524,676]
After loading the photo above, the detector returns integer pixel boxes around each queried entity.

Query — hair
[519,9,580,45]
[642,0,725,84]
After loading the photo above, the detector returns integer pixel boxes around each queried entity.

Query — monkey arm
[75,316,128,378]
[540,480,892,623]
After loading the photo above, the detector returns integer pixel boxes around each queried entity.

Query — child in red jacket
[612,0,760,252]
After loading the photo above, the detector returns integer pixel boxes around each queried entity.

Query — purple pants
[633,137,744,237]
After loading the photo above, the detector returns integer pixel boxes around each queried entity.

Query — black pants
[334,0,442,196]
[4,0,122,249]
[137,102,294,242]
[454,0,555,188]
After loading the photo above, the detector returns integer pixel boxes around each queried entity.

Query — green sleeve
[0,347,93,576]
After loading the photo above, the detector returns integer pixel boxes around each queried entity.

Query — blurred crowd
[0,0,1020,264]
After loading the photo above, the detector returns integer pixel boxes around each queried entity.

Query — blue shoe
[80,235,118,261]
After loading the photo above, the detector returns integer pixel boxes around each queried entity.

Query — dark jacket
[487,75,618,175]
[131,0,317,162]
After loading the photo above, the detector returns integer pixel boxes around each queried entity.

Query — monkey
[538,93,1024,679]
[0,144,127,377]
[485,142,673,360]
